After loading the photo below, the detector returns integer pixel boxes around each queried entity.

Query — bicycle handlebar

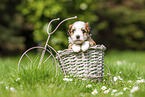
[47,16,77,35]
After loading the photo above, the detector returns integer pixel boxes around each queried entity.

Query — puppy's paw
[81,41,90,52]
[72,44,81,52]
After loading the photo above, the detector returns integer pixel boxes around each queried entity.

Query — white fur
[70,21,87,45]
[81,41,90,52]
[72,44,81,52]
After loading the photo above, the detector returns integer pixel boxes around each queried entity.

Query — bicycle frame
[18,16,77,75]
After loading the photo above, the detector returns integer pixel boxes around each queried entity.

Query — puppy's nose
[76,35,80,39]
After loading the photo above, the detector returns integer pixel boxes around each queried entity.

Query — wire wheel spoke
[43,54,52,64]
[25,53,32,62]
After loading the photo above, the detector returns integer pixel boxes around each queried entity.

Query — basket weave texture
[56,45,106,81]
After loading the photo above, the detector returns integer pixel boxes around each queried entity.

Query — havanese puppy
[68,21,96,52]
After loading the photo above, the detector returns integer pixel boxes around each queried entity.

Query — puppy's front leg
[72,44,81,52]
[81,41,90,52]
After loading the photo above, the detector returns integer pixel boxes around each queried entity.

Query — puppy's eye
[82,29,86,33]
[72,29,75,33]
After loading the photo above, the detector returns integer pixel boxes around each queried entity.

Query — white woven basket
[56,45,108,81]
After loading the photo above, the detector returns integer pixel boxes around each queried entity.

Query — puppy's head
[68,21,90,45]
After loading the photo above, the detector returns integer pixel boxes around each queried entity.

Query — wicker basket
[56,45,107,81]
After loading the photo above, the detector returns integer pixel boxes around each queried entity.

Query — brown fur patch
[88,38,96,46]
[68,24,73,36]
[85,22,90,33]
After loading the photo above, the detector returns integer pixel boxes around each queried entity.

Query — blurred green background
[0,0,145,56]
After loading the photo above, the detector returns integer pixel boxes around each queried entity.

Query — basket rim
[57,44,106,54]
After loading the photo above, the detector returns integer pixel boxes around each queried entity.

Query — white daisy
[86,84,92,88]
[136,79,145,84]
[104,89,110,94]
[123,87,128,91]
[136,80,141,84]
[67,78,73,82]
[113,77,118,82]
[91,89,98,95]
[5,86,9,89]
[140,79,145,82]
[130,86,139,93]
[82,78,87,81]
[16,78,20,81]
[128,80,132,83]
[101,86,107,90]
[64,75,69,78]
[63,78,69,81]
[137,77,142,79]
[112,89,117,93]
[10,87,16,92]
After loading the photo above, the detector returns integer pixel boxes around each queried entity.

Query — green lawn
[0,50,145,97]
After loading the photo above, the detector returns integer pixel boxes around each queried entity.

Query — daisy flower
[64,75,69,78]
[113,77,118,82]
[91,89,98,95]
[82,78,87,81]
[136,79,145,84]
[123,87,128,91]
[63,78,69,81]
[130,86,139,93]
[67,78,73,82]
[10,87,16,92]
[128,80,132,83]
[137,77,142,79]
[104,89,110,94]
[63,78,73,82]
[5,86,9,89]
[140,79,145,82]
[101,86,107,90]
[112,89,117,93]
[16,78,20,81]
[136,80,141,84]
[86,84,92,88]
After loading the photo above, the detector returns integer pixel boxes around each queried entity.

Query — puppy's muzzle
[76,35,80,39]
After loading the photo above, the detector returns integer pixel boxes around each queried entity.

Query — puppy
[68,21,96,52]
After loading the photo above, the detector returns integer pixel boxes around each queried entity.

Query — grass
[0,50,145,97]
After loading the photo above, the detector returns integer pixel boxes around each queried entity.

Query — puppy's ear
[68,24,73,36]
[85,22,91,33]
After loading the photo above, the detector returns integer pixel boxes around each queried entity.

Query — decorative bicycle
[18,16,77,76]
